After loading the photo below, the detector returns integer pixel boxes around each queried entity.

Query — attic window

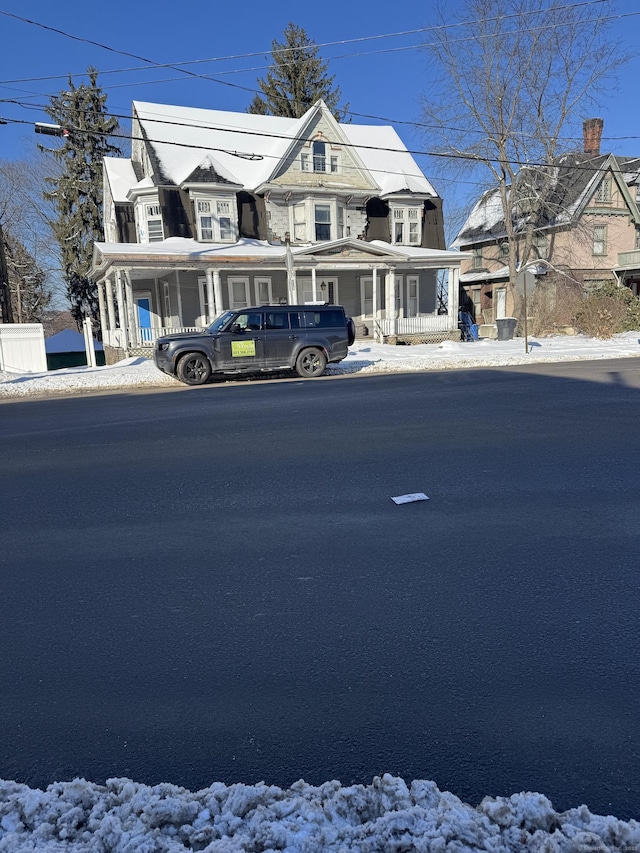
[594,176,612,203]
[313,141,326,172]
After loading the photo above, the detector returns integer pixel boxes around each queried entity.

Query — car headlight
[157,343,169,352]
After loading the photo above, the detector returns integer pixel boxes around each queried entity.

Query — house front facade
[91,99,467,357]
[453,119,640,325]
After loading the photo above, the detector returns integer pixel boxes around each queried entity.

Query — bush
[573,282,640,337]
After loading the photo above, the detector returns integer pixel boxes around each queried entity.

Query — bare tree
[420,0,622,309]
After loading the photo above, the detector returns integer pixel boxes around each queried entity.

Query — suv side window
[300,309,343,328]
[232,311,263,332]
[265,311,290,330]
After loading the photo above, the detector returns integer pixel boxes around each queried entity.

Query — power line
[0,0,612,88]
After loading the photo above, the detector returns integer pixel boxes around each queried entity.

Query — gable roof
[453,153,640,248]
[130,100,438,197]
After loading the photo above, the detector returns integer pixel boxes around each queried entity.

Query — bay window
[195,196,237,243]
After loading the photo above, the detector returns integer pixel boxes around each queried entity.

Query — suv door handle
[289,334,298,340]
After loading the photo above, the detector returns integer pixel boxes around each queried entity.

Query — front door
[216,310,266,372]
[300,277,337,304]
[135,294,153,343]
[495,287,507,320]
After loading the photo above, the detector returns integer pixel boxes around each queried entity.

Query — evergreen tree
[3,229,51,323]
[41,68,120,333]
[249,23,348,121]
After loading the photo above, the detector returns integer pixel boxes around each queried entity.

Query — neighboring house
[453,119,640,324]
[91,99,467,357]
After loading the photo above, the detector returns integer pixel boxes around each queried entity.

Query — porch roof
[91,236,467,278]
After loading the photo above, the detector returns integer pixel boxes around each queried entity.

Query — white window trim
[290,198,346,243]
[136,196,164,244]
[228,277,250,309]
[390,205,422,245]
[193,194,238,243]
[254,277,273,305]
[593,224,607,256]
[407,275,420,317]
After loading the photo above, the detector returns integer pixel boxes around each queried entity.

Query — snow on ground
[2,331,640,849]
[1,774,639,852]
[1,332,640,399]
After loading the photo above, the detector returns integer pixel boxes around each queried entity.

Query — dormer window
[392,206,422,245]
[145,203,164,242]
[301,139,340,174]
[195,197,237,243]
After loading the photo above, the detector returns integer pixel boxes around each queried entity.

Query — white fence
[378,315,451,336]
[0,323,47,373]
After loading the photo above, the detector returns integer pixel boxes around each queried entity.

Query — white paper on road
[391,493,429,504]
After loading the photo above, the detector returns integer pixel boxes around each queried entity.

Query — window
[337,206,344,239]
[407,277,419,317]
[265,311,290,330]
[300,153,310,172]
[392,207,421,244]
[534,234,548,259]
[472,248,483,270]
[593,225,607,255]
[499,241,509,257]
[233,311,263,331]
[228,278,250,309]
[330,156,338,173]
[313,141,326,173]
[594,176,612,203]
[145,203,164,242]
[255,278,273,305]
[315,205,331,241]
[218,201,233,242]
[195,196,236,242]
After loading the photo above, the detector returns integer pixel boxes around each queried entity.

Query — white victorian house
[91,99,466,357]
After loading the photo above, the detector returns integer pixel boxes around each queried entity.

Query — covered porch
[91,238,466,354]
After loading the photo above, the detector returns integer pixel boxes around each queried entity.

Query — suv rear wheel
[177,352,212,385]
[295,347,327,378]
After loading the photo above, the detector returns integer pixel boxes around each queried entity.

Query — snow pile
[1,333,639,399]
[1,774,638,852]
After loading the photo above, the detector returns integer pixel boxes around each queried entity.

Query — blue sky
[1,0,640,217]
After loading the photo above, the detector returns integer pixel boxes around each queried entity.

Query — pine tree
[248,23,348,121]
[41,68,121,333]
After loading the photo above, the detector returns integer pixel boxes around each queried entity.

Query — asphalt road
[1,359,639,819]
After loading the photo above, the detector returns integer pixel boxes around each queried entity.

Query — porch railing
[617,249,640,269]
[377,315,451,336]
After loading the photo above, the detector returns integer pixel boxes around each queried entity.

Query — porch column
[311,267,317,302]
[115,270,128,347]
[448,266,460,332]
[175,270,184,325]
[205,269,215,322]
[97,280,108,338]
[372,267,378,339]
[386,267,397,335]
[105,276,116,333]
[123,269,137,347]
[213,269,223,315]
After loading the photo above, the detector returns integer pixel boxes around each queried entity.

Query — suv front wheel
[295,347,327,378]
[177,352,212,385]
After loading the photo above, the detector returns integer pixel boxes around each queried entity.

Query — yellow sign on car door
[231,339,256,358]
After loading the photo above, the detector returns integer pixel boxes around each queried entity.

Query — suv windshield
[207,311,235,334]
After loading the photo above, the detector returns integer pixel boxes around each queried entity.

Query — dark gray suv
[154,305,356,386]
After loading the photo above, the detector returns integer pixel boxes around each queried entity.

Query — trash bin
[496,317,517,341]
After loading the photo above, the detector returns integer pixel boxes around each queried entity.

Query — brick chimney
[583,118,603,156]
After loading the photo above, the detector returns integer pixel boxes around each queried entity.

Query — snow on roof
[452,188,506,247]
[342,124,437,196]
[133,101,301,188]
[131,100,437,197]
[104,158,138,204]
[94,236,288,261]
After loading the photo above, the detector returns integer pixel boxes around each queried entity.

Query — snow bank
[1,333,639,400]
[1,774,638,852]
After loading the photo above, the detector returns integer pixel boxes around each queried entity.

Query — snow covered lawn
[1,332,639,399]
